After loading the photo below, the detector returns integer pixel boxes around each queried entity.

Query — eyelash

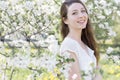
[72,12,78,15]
[72,10,86,15]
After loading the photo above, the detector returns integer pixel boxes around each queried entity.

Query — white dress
[60,37,97,80]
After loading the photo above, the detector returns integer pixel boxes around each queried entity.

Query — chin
[82,26,86,29]
[78,25,86,29]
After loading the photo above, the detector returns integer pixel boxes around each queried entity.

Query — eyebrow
[72,8,86,12]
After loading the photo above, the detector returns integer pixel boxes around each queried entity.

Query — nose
[78,13,84,18]
[78,12,87,20]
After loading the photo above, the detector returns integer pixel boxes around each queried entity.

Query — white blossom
[0,0,119,79]
[27,74,34,80]
[33,9,42,16]
[72,74,78,80]
[48,39,59,54]
[104,9,112,15]
[99,0,107,8]
[108,29,116,37]
[44,55,59,71]
[32,57,41,67]
[81,0,88,3]
[97,14,106,19]
[7,9,17,16]
[0,1,9,10]
[114,0,120,4]
[117,11,120,16]
[112,55,119,62]
[31,54,58,71]
[46,35,59,54]
[60,63,72,79]
[24,1,35,10]
[98,23,105,29]
[1,73,8,80]
[16,4,25,15]
[36,0,44,6]
[9,0,19,6]
[7,54,30,68]
[0,42,5,54]
[104,22,109,29]
[106,47,114,54]
[61,51,71,59]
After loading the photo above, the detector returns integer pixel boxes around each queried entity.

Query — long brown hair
[60,0,100,64]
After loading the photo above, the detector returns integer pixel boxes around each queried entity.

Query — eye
[72,12,78,15]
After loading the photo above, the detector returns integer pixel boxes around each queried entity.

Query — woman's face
[64,3,88,30]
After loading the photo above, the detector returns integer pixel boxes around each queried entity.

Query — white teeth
[77,20,85,23]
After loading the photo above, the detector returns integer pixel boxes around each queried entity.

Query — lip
[77,20,85,24]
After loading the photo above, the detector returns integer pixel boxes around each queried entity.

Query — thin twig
[10,68,15,80]
[0,21,26,42]
[7,21,26,35]
[53,0,61,6]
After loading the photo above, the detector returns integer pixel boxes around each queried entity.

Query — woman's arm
[67,51,81,80]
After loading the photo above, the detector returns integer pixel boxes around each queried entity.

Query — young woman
[60,0,102,80]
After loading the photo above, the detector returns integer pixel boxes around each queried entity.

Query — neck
[67,29,82,42]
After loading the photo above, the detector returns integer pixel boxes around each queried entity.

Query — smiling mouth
[77,20,85,24]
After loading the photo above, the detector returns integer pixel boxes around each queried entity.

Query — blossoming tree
[0,0,120,80]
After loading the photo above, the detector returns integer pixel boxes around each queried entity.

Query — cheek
[67,16,76,23]
[86,15,88,20]
[82,15,88,24]
[84,14,88,20]
[85,17,88,22]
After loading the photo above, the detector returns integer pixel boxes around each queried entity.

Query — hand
[93,73,102,80]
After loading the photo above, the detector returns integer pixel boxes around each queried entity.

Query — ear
[63,17,68,24]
